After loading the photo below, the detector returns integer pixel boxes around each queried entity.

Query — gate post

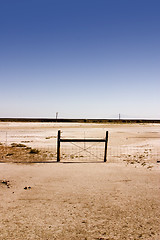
[104,131,108,162]
[57,130,61,162]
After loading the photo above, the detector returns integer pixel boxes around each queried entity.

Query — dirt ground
[0,122,160,240]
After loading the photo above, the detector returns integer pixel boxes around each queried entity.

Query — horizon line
[0,118,160,123]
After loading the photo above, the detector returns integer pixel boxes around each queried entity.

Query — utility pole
[56,112,58,121]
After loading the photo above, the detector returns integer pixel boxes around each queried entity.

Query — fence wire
[0,131,57,163]
[0,131,159,164]
[60,141,105,162]
[107,145,160,165]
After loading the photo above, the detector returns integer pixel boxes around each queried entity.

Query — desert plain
[0,122,160,240]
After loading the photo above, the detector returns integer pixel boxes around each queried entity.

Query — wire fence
[60,141,105,162]
[0,131,57,163]
[0,130,159,164]
[107,145,160,165]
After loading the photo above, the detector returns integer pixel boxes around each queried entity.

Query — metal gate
[57,130,108,162]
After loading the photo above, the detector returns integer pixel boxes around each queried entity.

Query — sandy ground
[0,122,160,239]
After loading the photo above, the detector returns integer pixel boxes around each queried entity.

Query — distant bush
[6,153,14,156]
[29,148,39,154]
[11,143,27,148]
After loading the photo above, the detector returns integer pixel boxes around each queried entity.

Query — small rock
[24,186,31,190]
[1,180,11,188]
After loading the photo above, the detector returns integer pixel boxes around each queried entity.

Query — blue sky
[0,0,160,119]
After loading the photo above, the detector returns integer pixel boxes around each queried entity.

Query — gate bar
[60,139,105,142]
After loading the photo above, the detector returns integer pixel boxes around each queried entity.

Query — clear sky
[0,0,160,119]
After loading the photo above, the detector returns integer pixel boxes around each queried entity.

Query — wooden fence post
[57,130,61,162]
[104,131,108,162]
